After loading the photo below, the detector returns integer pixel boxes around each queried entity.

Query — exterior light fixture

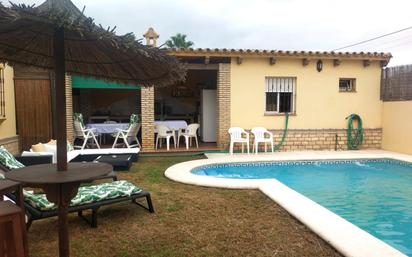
[316,60,323,72]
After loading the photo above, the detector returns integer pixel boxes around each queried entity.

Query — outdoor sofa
[19,146,140,170]
[21,147,140,163]
[0,147,154,229]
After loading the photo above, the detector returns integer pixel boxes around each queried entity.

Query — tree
[165,33,194,48]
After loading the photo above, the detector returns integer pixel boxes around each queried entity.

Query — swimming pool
[192,159,412,256]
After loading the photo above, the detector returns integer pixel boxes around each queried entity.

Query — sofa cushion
[31,143,46,152]
[46,140,74,152]
[23,180,142,211]
[0,146,25,170]
[43,144,57,163]
[47,139,56,145]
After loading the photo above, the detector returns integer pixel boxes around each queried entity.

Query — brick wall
[0,136,20,155]
[236,128,382,152]
[217,63,231,149]
[141,86,155,151]
[65,75,74,143]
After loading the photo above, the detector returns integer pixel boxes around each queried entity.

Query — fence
[381,64,412,101]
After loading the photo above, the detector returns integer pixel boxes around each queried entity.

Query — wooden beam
[186,63,219,70]
[236,57,243,65]
[363,60,371,67]
[333,59,341,67]
[380,60,389,67]
[302,58,309,66]
[269,57,277,65]
[13,65,51,80]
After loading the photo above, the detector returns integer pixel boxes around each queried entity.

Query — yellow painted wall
[230,58,383,129]
[382,101,412,154]
[0,64,17,138]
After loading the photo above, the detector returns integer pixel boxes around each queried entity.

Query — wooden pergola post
[54,26,67,171]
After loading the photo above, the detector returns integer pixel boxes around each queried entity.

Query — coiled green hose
[346,114,364,150]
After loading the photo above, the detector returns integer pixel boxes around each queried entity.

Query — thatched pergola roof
[0,0,186,86]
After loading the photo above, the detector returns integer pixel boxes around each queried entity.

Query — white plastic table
[85,123,129,134]
[154,120,187,132]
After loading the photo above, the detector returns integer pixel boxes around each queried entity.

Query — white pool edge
[165,150,411,257]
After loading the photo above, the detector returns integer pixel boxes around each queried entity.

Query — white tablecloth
[154,120,188,132]
[86,123,129,134]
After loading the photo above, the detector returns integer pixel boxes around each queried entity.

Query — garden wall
[381,65,412,155]
[382,101,412,155]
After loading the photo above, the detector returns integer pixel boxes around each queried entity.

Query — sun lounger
[9,180,154,229]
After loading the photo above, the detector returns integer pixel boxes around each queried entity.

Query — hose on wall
[273,112,289,151]
[346,113,364,150]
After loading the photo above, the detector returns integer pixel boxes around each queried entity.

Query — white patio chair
[177,123,200,149]
[155,124,176,151]
[73,120,100,150]
[112,123,141,149]
[228,127,250,155]
[251,127,274,154]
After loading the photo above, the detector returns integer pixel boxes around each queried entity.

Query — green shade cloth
[72,76,141,90]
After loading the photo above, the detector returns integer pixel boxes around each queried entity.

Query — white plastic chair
[228,127,250,155]
[155,125,176,151]
[73,120,100,150]
[112,123,141,149]
[251,127,274,154]
[177,123,200,149]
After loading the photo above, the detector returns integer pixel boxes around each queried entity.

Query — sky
[9,0,412,66]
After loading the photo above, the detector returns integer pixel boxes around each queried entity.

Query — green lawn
[29,156,341,257]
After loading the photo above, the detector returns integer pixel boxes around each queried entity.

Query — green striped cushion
[67,141,74,152]
[128,113,139,129]
[24,180,142,211]
[73,112,85,126]
[0,146,24,170]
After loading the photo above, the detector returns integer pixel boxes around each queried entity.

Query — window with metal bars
[265,77,296,113]
[339,78,356,92]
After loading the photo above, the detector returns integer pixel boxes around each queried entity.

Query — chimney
[143,27,159,47]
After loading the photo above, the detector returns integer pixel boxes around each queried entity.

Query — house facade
[61,29,391,152]
[151,48,391,151]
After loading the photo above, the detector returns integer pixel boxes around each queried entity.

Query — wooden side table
[0,201,25,257]
[0,180,28,257]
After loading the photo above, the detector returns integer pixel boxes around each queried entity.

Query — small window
[265,77,296,113]
[339,78,356,92]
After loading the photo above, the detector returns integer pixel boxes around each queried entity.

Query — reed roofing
[0,0,186,86]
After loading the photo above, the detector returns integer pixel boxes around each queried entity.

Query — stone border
[165,150,411,257]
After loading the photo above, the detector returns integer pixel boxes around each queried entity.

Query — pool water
[192,159,412,256]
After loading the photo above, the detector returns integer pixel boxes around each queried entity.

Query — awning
[72,76,141,90]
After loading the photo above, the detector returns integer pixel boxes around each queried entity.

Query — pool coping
[165,150,412,257]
